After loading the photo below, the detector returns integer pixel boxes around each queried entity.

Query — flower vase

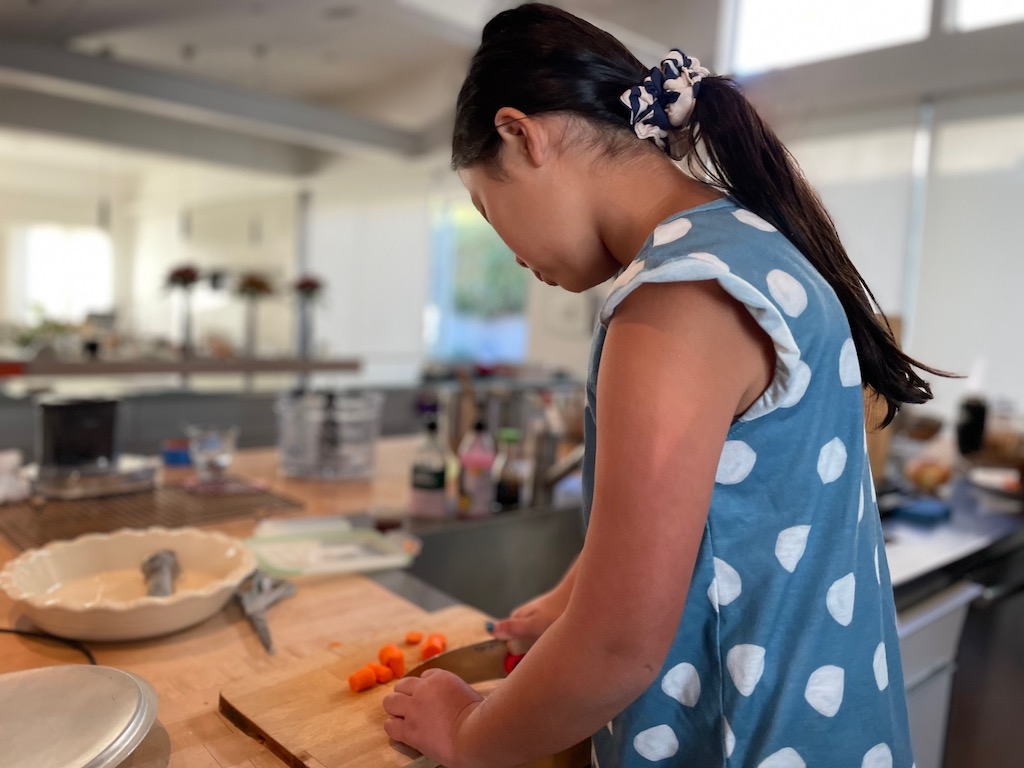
[297,297,313,359]
[244,297,258,358]
[180,288,194,359]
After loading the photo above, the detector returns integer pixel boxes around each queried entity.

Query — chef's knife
[405,639,524,682]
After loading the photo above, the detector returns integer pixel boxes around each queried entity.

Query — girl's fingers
[392,676,420,694]
[382,692,409,717]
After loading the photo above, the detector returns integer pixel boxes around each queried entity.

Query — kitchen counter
[2,438,1023,767]
[886,480,1024,609]
[0,437,452,768]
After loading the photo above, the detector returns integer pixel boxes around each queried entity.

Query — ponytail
[685,76,950,427]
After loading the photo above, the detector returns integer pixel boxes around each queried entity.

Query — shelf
[0,357,361,378]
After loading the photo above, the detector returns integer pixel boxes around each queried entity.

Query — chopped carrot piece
[378,643,403,665]
[369,662,394,684]
[385,654,405,678]
[420,633,447,661]
[405,630,423,645]
[347,665,377,692]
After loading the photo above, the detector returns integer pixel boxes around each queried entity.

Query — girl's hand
[382,669,483,766]
[491,589,568,655]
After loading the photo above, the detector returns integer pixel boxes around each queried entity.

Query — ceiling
[0,1,720,151]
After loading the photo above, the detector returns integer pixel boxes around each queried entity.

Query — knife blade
[404,639,523,683]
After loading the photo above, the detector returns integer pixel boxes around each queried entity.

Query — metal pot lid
[0,665,158,768]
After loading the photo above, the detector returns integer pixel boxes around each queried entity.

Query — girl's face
[458,118,623,294]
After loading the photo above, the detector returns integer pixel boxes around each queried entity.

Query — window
[730,0,931,74]
[11,225,114,324]
[426,201,528,364]
[953,0,1024,31]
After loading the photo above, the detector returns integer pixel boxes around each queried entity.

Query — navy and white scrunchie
[620,50,710,154]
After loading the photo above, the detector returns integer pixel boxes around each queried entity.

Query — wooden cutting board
[220,604,493,768]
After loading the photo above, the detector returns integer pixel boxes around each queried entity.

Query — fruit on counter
[347,666,377,693]
[420,633,447,661]
[904,458,953,493]
[405,630,423,645]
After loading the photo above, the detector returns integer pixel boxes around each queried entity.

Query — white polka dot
[633,724,679,761]
[775,525,811,573]
[778,359,812,408]
[873,642,889,691]
[724,719,736,758]
[870,470,877,502]
[592,744,600,768]
[766,270,808,318]
[687,251,730,272]
[874,545,880,584]
[652,217,692,246]
[607,721,614,735]
[757,747,805,768]
[716,441,756,485]
[804,665,845,717]
[827,573,856,626]
[612,259,645,290]
[817,437,848,484]
[839,338,861,387]
[858,484,865,522]
[661,662,701,707]
[862,743,893,768]
[733,209,777,232]
[726,644,765,697]
[708,557,743,610]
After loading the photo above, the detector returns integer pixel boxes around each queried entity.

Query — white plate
[0,665,157,768]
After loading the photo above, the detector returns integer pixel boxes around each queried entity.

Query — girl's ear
[494,107,550,169]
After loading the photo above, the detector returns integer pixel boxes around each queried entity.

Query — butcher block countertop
[0,437,481,768]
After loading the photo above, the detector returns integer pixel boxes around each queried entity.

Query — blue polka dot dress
[582,198,914,768]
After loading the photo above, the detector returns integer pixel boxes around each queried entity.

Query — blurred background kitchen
[1,2,1023,767]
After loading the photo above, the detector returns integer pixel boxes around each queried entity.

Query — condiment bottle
[493,428,531,510]
[409,413,450,519]
[457,418,496,516]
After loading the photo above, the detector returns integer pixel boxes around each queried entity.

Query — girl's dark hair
[454,3,950,427]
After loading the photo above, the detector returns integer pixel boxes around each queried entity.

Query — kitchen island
[0,438,474,768]
[1,438,1022,767]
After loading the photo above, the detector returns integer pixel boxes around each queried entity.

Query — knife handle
[504,653,526,675]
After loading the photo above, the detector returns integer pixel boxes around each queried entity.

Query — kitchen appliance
[32,396,158,499]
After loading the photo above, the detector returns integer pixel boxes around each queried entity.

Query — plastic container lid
[0,664,158,768]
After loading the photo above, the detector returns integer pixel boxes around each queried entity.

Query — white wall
[304,154,439,385]
[129,194,298,356]
[908,89,1024,421]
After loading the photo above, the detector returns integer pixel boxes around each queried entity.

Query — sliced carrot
[347,665,377,692]
[420,633,447,661]
[369,662,395,684]
[385,653,405,678]
[405,630,423,645]
[378,643,403,665]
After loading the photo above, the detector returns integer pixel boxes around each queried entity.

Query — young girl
[383,5,943,766]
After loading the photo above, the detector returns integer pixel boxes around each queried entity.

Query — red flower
[293,275,324,299]
[167,265,200,288]
[237,272,274,297]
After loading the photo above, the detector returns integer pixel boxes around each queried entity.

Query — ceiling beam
[740,21,1024,125]
[0,86,332,177]
[0,37,423,156]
